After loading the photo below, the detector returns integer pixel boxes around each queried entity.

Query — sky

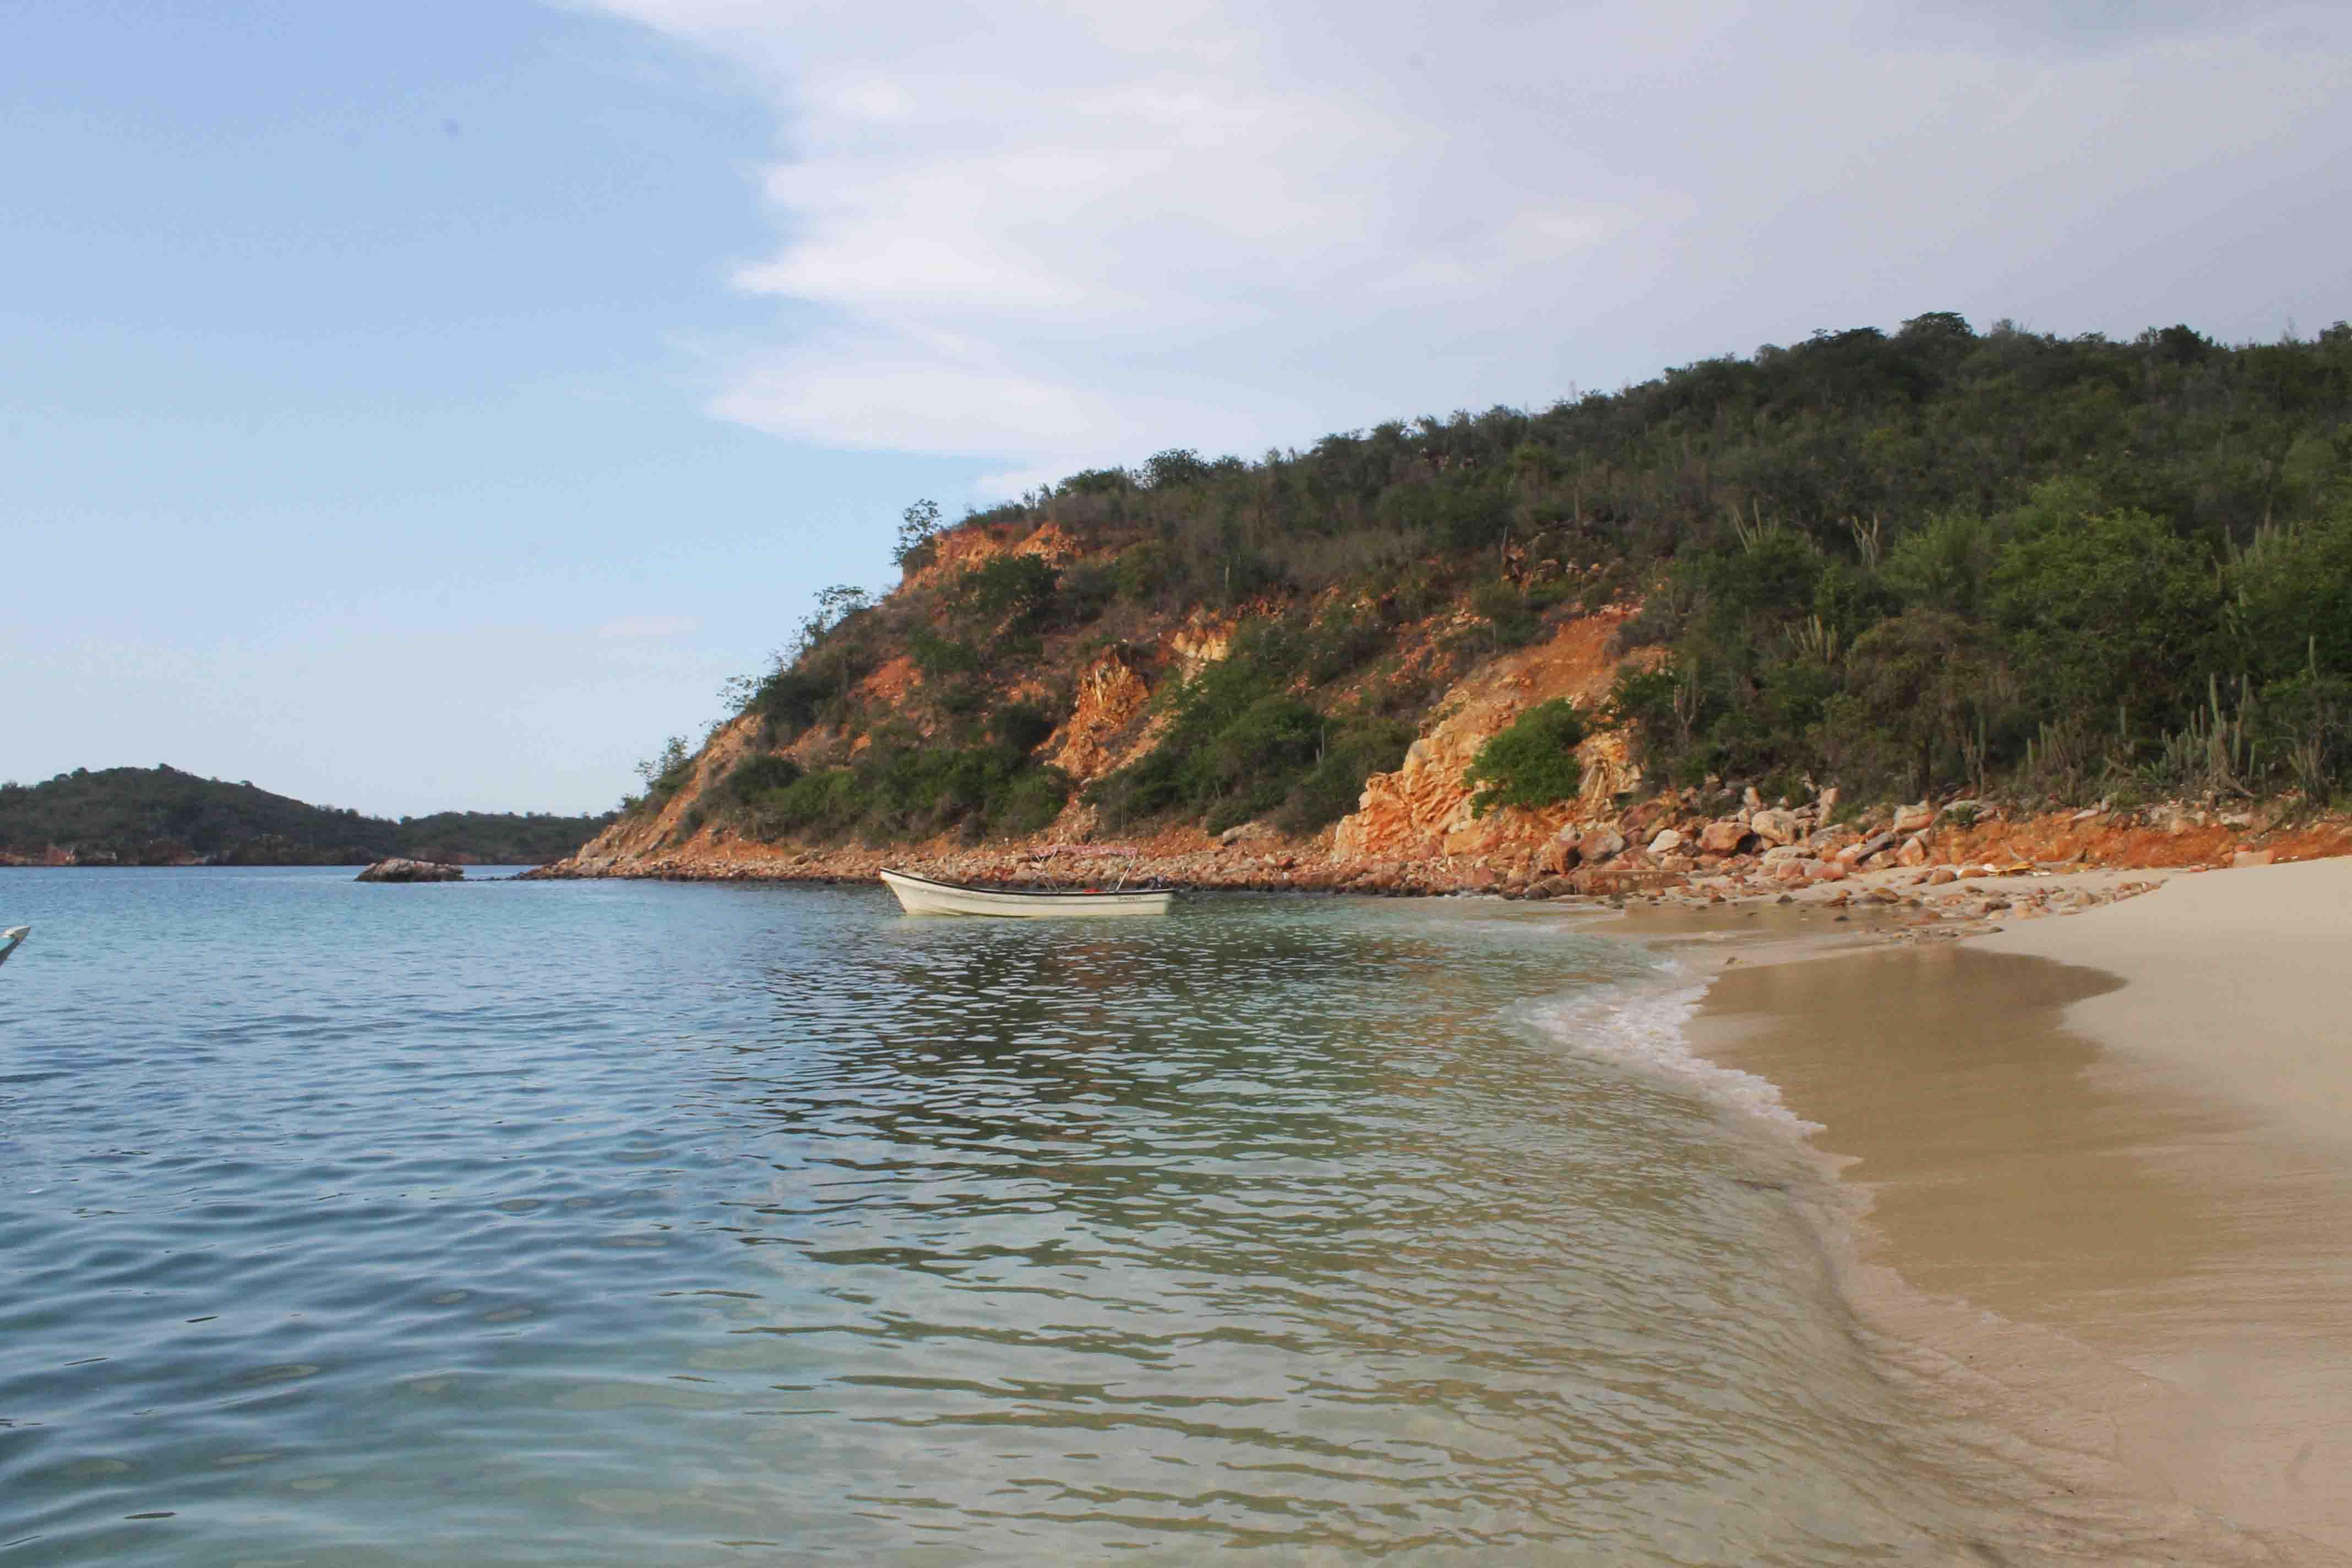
[7,0,2349,816]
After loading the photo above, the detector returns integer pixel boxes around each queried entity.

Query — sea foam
[1526,967,1824,1136]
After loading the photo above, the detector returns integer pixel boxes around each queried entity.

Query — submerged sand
[1681,859,2352,1561]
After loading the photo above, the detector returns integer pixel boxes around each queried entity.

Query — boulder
[357,858,464,884]
[1577,826,1627,864]
[2231,849,2275,868]
[1574,865,1685,896]
[1836,831,1896,865]
[1892,802,1936,834]
[1698,820,1752,854]
[1537,830,1581,876]
[1815,786,1840,819]
[1895,835,1930,868]
[1749,809,1800,846]
[1647,828,1685,856]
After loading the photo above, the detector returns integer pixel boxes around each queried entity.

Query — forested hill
[609,314,2352,869]
[0,766,614,866]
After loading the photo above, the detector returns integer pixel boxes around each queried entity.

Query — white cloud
[583,0,2352,486]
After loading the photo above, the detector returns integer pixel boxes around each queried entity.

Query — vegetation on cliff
[639,314,2352,852]
[0,766,614,865]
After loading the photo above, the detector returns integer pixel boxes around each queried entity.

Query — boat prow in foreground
[0,926,29,968]
[879,869,1174,918]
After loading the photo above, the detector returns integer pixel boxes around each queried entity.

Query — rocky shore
[531,790,2352,941]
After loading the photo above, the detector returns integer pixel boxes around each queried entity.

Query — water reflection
[0,875,2087,1564]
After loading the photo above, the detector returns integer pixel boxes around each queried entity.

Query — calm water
[1,869,2068,1562]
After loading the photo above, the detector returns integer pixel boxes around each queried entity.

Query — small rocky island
[356,858,464,883]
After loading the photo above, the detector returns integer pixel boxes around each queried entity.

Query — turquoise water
[3,868,2040,1563]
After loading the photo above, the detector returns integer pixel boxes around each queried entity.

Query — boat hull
[879,869,1174,918]
[0,926,27,968]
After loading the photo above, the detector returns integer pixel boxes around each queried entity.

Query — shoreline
[1670,857,2352,1562]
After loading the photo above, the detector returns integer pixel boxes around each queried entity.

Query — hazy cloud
[586,0,2352,489]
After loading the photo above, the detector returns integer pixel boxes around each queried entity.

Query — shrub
[892,498,943,572]
[1470,581,1540,649]
[1278,715,1413,832]
[2255,671,2352,800]
[746,666,830,743]
[955,554,1060,629]
[721,753,803,804]
[989,701,1059,754]
[1112,542,1169,602]
[1058,562,1118,623]
[1991,506,2220,735]
[1303,605,1388,684]
[908,630,982,679]
[629,737,695,813]
[1462,700,1588,816]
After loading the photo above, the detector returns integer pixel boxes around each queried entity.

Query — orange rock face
[1047,651,1154,780]
[1332,609,1647,862]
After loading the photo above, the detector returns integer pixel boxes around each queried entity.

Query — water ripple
[1,869,2062,1563]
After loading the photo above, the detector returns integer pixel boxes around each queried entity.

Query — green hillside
[674,314,2352,850]
[0,766,614,865]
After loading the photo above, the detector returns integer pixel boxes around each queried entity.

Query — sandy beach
[1684,858,2352,1561]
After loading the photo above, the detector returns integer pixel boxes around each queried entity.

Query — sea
[0,867,2184,1564]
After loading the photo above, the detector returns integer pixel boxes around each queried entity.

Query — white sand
[1973,856,2352,1158]
[1680,856,2352,1560]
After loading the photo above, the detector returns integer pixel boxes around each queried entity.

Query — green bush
[734,740,1070,846]
[1469,581,1540,649]
[1112,541,1169,602]
[746,666,830,743]
[908,630,981,678]
[630,737,695,814]
[1279,715,1414,832]
[721,753,803,804]
[1086,633,1411,835]
[1991,505,2221,735]
[1462,700,1588,816]
[989,701,1059,754]
[2255,671,2352,799]
[1058,562,1118,623]
[955,554,1060,628]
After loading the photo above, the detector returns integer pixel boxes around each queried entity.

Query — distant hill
[0,766,615,867]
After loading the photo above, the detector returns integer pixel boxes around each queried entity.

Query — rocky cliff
[547,508,2352,900]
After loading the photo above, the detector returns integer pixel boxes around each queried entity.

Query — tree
[1992,507,2221,733]
[892,499,944,571]
[1142,449,1210,489]
[1832,610,2003,794]
[1462,700,1588,816]
[796,584,872,656]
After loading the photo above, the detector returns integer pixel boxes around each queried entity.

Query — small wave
[1527,971,1823,1135]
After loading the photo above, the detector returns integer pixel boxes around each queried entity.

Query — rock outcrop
[1332,609,1649,863]
[357,858,464,883]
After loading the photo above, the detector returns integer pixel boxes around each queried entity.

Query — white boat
[0,926,28,968]
[879,868,1174,918]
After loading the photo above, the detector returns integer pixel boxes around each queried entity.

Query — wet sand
[1684,861,2352,1560]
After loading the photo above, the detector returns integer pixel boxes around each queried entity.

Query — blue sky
[9,0,2349,815]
